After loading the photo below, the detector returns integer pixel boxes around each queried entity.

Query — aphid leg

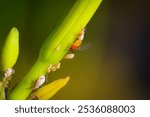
[26,78,36,90]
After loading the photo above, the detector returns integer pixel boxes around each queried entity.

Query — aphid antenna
[27,75,40,90]
[28,79,36,90]
[79,24,86,32]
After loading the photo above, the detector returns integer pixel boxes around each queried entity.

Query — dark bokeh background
[0,0,150,99]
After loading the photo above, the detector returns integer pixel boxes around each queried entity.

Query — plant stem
[8,0,103,100]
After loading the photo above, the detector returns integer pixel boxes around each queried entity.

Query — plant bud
[2,27,19,71]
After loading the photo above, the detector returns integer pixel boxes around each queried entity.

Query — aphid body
[34,75,46,90]
[64,53,75,59]
[47,63,61,73]
[4,68,15,78]
[70,28,85,51]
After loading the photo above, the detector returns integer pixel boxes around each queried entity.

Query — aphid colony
[33,63,61,90]
[34,28,86,90]
[3,28,86,90]
[4,68,15,78]
[0,68,15,89]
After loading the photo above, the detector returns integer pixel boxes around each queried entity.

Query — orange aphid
[70,28,85,51]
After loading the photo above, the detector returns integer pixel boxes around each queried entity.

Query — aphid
[51,63,61,71]
[78,28,85,41]
[56,62,61,69]
[70,28,85,51]
[4,68,15,78]
[34,75,46,90]
[64,53,75,59]
[47,64,53,73]
[51,66,57,72]
[47,63,61,73]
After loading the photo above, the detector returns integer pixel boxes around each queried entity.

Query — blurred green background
[0,0,150,99]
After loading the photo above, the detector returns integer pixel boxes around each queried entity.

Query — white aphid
[64,53,75,59]
[78,28,85,41]
[34,75,46,90]
[4,68,15,78]
[51,65,57,72]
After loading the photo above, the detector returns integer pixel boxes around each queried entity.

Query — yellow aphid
[47,63,61,73]
[47,64,53,73]
[56,62,61,69]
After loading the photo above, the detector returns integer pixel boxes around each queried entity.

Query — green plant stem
[0,82,5,99]
[8,0,103,99]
